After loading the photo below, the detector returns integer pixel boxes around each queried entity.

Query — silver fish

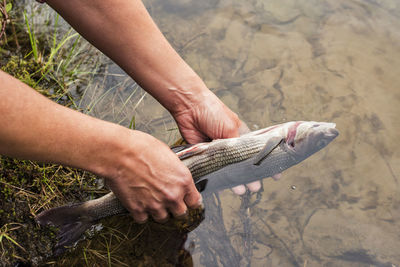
[35,121,338,253]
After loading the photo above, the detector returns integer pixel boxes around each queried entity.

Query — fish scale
[186,139,266,180]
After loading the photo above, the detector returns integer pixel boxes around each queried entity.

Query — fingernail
[135,219,148,224]
[197,195,203,207]
[156,216,170,224]
[176,210,188,219]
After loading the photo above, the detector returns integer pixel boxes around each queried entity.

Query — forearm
[0,70,201,220]
[46,0,210,115]
[45,0,243,145]
[0,70,125,177]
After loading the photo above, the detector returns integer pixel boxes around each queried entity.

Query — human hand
[103,130,202,223]
[171,91,271,194]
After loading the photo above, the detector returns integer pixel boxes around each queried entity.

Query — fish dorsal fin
[174,143,209,160]
[171,144,193,154]
[253,137,283,165]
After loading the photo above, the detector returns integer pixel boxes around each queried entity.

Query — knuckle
[184,191,202,208]
[163,190,180,203]
[147,202,162,212]
[131,210,148,223]
[152,209,169,221]
[133,207,145,214]
[134,215,148,224]
[128,203,144,214]
[180,175,193,187]
[171,204,187,218]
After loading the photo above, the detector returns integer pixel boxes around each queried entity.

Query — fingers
[232,172,284,195]
[232,185,246,195]
[247,181,262,192]
[148,182,201,222]
[272,173,282,180]
[184,183,203,209]
[231,182,261,195]
[131,210,149,224]
[169,200,188,218]
[149,207,169,223]
[133,203,186,223]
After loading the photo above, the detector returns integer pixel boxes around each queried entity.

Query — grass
[0,1,106,265]
[0,1,187,266]
[0,157,101,265]
[1,1,101,106]
[24,10,38,61]
[0,223,26,252]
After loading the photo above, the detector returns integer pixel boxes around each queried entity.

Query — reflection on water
[69,0,400,266]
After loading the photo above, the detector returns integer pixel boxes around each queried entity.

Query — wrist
[86,126,163,184]
[165,80,217,118]
[151,73,211,115]
[84,124,132,181]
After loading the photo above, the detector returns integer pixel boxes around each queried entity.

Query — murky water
[68,0,400,266]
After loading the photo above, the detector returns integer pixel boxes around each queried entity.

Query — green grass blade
[4,234,25,251]
[23,11,38,61]
[128,115,135,130]
[43,31,79,72]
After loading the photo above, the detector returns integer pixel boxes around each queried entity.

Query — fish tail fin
[35,203,95,255]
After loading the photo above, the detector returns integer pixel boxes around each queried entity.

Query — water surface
[71,0,400,266]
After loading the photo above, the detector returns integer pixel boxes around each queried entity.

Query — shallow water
[72,0,400,266]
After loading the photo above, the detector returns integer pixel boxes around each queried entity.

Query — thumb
[238,120,250,136]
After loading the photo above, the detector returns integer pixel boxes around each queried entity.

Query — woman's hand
[100,130,202,223]
[172,91,264,194]
[44,0,276,197]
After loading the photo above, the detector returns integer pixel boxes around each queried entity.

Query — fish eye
[312,124,320,128]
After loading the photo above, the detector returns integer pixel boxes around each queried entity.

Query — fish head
[284,121,339,159]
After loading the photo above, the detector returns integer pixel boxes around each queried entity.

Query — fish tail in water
[35,203,95,255]
[36,193,126,254]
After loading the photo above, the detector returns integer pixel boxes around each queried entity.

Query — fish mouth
[315,122,339,139]
[326,127,339,139]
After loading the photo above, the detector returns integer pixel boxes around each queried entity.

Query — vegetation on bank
[0,2,197,266]
[0,1,104,265]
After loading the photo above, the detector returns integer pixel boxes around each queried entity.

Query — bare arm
[45,0,244,142]
[0,70,200,222]
[45,0,262,195]
[45,0,207,113]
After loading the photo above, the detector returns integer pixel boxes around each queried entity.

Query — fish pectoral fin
[253,137,283,165]
[178,150,199,160]
[195,178,208,192]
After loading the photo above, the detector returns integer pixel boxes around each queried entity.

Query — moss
[0,156,101,266]
[0,2,103,266]
[1,55,44,90]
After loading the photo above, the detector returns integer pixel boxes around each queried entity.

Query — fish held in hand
[35,121,338,254]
